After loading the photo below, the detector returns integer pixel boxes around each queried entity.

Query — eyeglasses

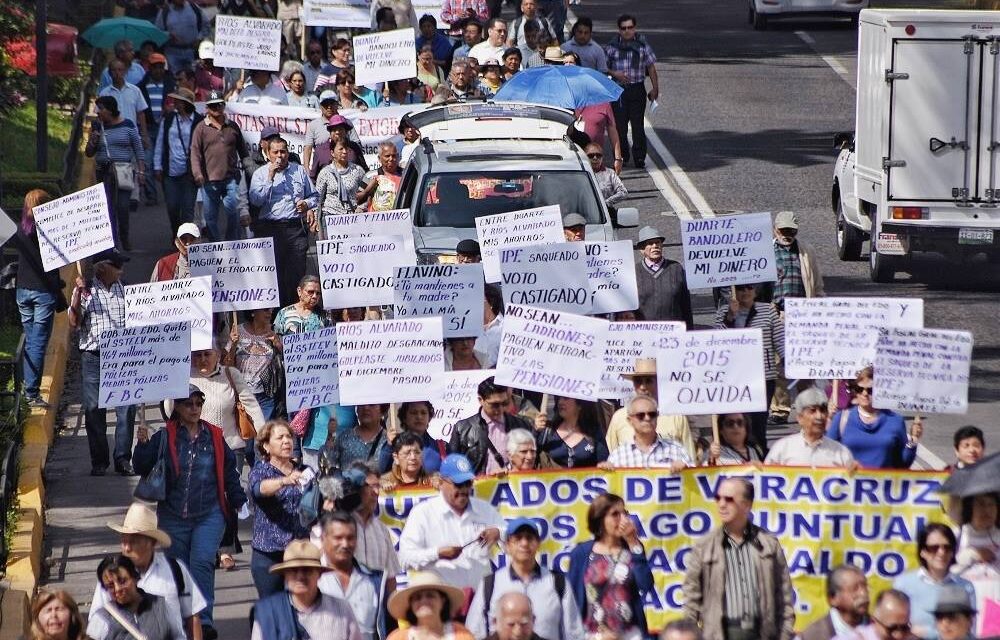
[714,494,738,504]
[397,450,421,458]
[872,617,911,635]
[853,385,873,396]
[619,24,636,30]
[587,153,603,159]
[924,543,953,554]
[630,411,659,421]
[484,400,506,409]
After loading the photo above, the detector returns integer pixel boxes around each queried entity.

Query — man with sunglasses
[450,377,533,475]
[683,477,795,640]
[831,589,913,640]
[605,14,658,169]
[606,358,695,460]
[604,395,692,470]
[398,453,505,590]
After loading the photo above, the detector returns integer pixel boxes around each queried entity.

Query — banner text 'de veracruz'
[378,466,949,632]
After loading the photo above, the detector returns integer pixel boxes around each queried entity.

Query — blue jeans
[80,350,137,469]
[159,507,227,627]
[250,548,285,599]
[16,289,55,398]
[164,173,198,235]
[255,392,275,422]
[201,178,241,241]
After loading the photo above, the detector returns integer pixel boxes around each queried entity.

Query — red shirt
[578,102,614,147]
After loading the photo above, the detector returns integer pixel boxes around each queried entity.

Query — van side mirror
[614,207,639,228]
[833,132,855,151]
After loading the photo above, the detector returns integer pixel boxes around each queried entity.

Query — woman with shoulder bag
[132,385,246,639]
[85,96,145,250]
[225,307,283,422]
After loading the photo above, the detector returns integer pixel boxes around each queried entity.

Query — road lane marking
[643,117,715,218]
[795,30,852,82]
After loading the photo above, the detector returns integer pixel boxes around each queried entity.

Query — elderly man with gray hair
[764,388,855,468]
[603,395,692,471]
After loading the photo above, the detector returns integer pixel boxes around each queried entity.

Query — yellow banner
[378,465,951,631]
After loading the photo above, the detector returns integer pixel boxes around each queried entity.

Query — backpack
[481,570,566,637]
[158,1,205,38]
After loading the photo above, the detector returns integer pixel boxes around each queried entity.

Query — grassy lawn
[0,102,73,176]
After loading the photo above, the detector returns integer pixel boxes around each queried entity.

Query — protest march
[7,1,1000,640]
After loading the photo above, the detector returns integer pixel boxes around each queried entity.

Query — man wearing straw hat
[92,502,206,640]
[604,358,695,460]
[252,540,363,640]
[154,87,203,237]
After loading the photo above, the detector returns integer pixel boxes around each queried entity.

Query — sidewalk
[39,197,259,637]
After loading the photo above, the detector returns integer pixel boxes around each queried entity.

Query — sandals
[219,553,237,571]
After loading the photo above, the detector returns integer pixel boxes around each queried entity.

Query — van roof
[415,138,584,172]
[407,101,576,141]
[861,8,1000,26]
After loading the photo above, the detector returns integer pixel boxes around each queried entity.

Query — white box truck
[832,9,1000,281]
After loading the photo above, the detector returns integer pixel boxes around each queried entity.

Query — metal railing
[0,336,24,568]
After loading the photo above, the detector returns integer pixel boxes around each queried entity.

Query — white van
[749,0,868,30]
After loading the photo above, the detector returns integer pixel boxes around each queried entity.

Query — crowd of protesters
[15,1,1000,640]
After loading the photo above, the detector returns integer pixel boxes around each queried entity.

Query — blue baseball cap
[440,454,475,484]
[506,517,540,538]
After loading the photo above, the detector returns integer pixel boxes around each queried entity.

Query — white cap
[177,223,201,239]
[198,41,214,60]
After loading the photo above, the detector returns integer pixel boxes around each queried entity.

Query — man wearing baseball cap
[190,90,249,242]
[137,52,175,206]
[155,87,202,236]
[303,90,342,172]
[151,222,202,282]
[467,518,584,640]
[399,454,506,591]
[562,213,587,242]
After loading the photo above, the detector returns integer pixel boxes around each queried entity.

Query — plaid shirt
[772,240,805,305]
[441,0,489,25]
[605,35,657,86]
[77,279,127,352]
[607,437,692,468]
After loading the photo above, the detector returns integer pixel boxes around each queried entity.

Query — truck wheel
[751,5,767,30]
[869,233,897,283]
[836,201,863,261]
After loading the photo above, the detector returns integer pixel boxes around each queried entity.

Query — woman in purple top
[827,366,924,469]
[249,420,310,598]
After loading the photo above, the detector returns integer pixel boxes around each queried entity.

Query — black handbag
[134,430,169,502]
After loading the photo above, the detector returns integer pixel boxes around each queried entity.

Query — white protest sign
[125,276,213,351]
[874,327,972,415]
[680,212,777,289]
[600,321,686,399]
[500,243,591,314]
[353,28,418,86]
[32,184,114,271]
[784,297,924,380]
[337,317,445,404]
[495,304,609,401]
[0,207,19,248]
[225,102,318,159]
[283,327,340,412]
[585,241,639,315]
[410,0,444,23]
[322,209,416,257]
[394,263,484,338]
[428,369,493,440]
[188,239,280,312]
[475,205,563,283]
[656,328,767,415]
[99,323,191,408]
[303,0,369,27]
[213,15,282,72]
[317,236,414,308]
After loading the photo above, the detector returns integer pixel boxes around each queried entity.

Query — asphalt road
[584,0,999,465]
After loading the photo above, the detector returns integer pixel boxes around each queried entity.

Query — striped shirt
[77,279,127,352]
[607,436,692,468]
[773,240,806,304]
[145,81,166,123]
[91,120,143,166]
[722,527,760,622]
[714,302,784,379]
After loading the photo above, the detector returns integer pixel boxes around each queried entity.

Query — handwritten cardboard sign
[322,208,416,257]
[188,239,280,312]
[500,243,591,314]
[874,327,972,415]
[302,0,370,27]
[394,263,484,338]
[33,184,114,271]
[353,28,418,86]
[99,323,191,408]
[337,317,445,404]
[784,297,924,379]
[657,328,767,415]
[318,236,414,309]
[680,212,777,289]
[284,327,340,412]
[427,369,494,440]
[213,15,283,72]
[475,205,563,283]
[124,276,213,351]
[600,321,686,399]
[585,240,639,315]
[495,304,609,401]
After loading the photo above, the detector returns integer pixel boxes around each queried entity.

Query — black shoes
[90,467,107,476]
[114,461,135,476]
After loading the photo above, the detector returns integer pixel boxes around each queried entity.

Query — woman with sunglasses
[705,412,765,465]
[827,366,922,469]
[893,523,976,639]
[715,282,783,450]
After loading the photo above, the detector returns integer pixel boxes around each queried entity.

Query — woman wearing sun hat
[386,572,474,640]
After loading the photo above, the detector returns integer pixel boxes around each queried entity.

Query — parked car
[749,0,868,30]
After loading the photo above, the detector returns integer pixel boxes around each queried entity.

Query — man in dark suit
[450,377,533,474]
[800,564,870,640]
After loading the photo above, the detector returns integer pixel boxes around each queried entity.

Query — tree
[0,0,34,116]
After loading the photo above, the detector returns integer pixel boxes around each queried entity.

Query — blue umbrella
[82,17,169,49]
[494,65,624,109]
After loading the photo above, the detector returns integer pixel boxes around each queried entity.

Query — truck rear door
[887,38,978,203]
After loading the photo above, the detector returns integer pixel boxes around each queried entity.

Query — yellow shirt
[606,407,695,461]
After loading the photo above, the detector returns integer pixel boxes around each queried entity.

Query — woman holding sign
[715,283,784,450]
[705,412,765,466]
[535,397,609,468]
[827,366,922,469]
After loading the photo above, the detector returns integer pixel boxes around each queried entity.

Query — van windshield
[413,171,604,228]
